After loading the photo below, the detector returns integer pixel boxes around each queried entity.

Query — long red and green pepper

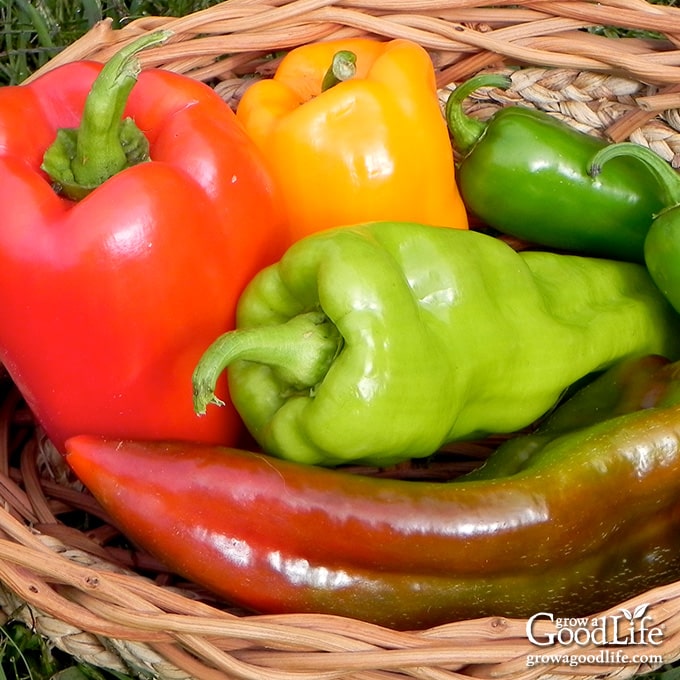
[66,354,680,629]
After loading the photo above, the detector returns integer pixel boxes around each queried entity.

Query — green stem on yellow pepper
[321,50,357,92]
[193,311,343,414]
[41,30,171,200]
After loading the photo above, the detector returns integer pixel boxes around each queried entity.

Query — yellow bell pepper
[236,38,469,241]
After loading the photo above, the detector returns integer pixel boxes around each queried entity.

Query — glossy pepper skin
[446,75,666,262]
[65,362,680,629]
[466,353,677,480]
[0,34,288,453]
[236,38,468,241]
[192,221,680,466]
[590,142,680,315]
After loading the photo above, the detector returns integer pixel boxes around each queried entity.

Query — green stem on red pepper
[0,32,288,453]
[41,30,171,200]
[320,50,357,92]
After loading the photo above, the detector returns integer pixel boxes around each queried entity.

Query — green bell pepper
[590,142,680,315]
[446,74,666,262]
[193,221,680,467]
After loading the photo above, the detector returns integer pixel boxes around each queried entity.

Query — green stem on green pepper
[589,142,680,209]
[321,50,357,92]
[444,73,512,155]
[193,311,343,415]
[41,30,171,200]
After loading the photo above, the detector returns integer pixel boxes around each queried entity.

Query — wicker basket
[8,1,680,678]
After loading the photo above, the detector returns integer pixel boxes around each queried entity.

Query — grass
[0,0,220,84]
[0,620,133,679]
[3,0,680,678]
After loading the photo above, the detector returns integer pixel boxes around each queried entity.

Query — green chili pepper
[445,74,666,262]
[193,221,680,467]
[590,142,680,315]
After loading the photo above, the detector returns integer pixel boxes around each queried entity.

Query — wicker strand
[22,0,680,87]
[27,0,680,160]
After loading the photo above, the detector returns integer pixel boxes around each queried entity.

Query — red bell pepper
[0,33,288,452]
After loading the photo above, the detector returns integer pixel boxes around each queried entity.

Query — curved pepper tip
[193,388,225,417]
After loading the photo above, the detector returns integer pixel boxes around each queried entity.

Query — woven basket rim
[27,0,680,89]
[6,2,680,678]
[6,384,680,680]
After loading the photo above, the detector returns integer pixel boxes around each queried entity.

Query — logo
[527,605,663,647]
[525,605,665,669]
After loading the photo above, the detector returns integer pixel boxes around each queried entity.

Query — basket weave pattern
[8,1,680,677]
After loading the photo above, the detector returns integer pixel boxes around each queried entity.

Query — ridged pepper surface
[193,221,680,466]
[236,38,468,241]
[0,34,288,452]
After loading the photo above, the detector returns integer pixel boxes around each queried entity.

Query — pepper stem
[321,50,357,92]
[589,142,680,208]
[445,73,512,155]
[193,311,343,415]
[41,30,171,200]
